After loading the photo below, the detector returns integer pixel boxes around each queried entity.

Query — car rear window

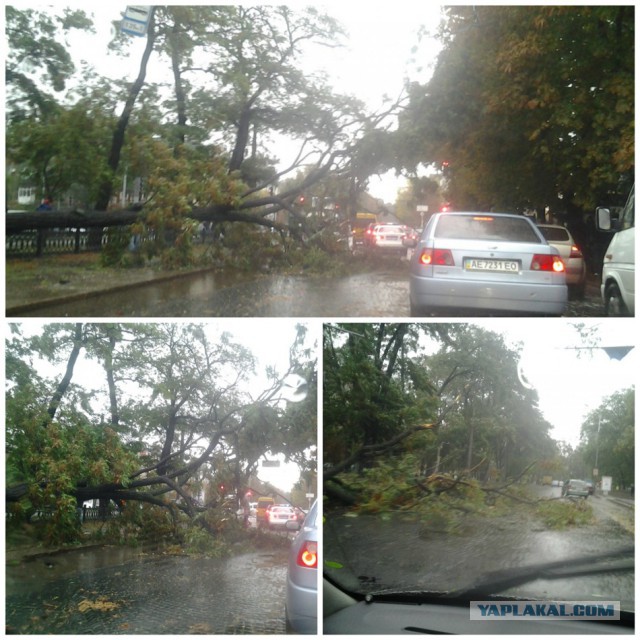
[375,225,404,233]
[538,227,570,242]
[434,215,542,243]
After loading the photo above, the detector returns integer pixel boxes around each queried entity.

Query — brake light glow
[531,254,565,272]
[297,541,318,568]
[472,216,494,221]
[418,248,455,266]
[569,245,582,258]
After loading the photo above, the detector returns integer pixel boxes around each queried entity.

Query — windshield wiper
[447,546,634,600]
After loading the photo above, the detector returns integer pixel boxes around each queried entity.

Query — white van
[596,185,635,316]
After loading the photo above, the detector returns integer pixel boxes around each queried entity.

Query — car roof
[435,211,527,218]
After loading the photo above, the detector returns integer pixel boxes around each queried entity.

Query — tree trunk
[94,9,157,212]
[46,323,83,423]
[229,105,252,173]
[170,24,187,150]
[104,332,119,427]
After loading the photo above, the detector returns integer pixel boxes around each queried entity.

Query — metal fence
[5,227,136,258]
[4,225,207,258]
[6,506,121,523]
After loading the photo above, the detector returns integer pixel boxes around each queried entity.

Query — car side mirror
[596,207,617,232]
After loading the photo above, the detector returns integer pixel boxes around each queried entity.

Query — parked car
[596,184,635,316]
[285,499,318,634]
[408,212,568,316]
[562,479,590,498]
[584,480,595,495]
[367,223,410,254]
[537,224,587,298]
[267,504,297,529]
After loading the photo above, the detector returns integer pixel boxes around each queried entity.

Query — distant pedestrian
[37,198,52,211]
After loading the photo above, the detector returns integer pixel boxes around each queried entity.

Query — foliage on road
[536,499,594,529]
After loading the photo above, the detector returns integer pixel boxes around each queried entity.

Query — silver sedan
[285,499,318,634]
[409,212,568,316]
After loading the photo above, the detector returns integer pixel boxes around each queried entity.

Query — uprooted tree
[322,323,560,517]
[5,5,402,261]
[5,322,317,545]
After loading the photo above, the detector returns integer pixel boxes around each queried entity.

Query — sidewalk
[5,254,214,315]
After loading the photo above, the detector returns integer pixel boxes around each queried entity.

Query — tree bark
[46,323,83,423]
[94,9,157,211]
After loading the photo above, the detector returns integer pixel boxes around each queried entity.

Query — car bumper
[410,276,568,315]
[286,577,317,634]
[565,263,586,286]
[269,519,294,528]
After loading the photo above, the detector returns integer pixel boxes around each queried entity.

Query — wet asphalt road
[14,259,606,318]
[324,487,634,610]
[6,550,289,634]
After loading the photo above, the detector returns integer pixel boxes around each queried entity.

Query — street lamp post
[594,416,601,487]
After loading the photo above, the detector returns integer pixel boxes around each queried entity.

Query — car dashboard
[323,578,634,635]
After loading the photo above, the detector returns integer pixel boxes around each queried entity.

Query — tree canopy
[580,388,634,488]
[5,5,634,253]
[6,322,317,545]
[323,323,558,487]
[395,6,634,214]
[324,322,634,518]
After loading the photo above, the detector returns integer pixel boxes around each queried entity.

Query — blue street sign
[121,6,152,37]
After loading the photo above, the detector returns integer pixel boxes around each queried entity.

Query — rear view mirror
[596,207,613,231]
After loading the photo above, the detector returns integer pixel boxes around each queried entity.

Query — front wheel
[604,281,630,317]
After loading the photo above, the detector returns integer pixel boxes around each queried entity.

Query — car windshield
[434,215,543,243]
[539,227,571,242]
[323,321,635,613]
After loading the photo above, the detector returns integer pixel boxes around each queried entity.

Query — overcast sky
[471,319,637,447]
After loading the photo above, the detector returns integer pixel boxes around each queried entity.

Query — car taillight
[531,254,565,272]
[569,245,582,258]
[418,248,455,266]
[297,541,318,569]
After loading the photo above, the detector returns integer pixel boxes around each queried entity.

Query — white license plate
[464,258,520,272]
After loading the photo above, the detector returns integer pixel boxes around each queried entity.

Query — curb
[6,267,219,316]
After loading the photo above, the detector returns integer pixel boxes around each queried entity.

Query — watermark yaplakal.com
[470,601,620,621]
